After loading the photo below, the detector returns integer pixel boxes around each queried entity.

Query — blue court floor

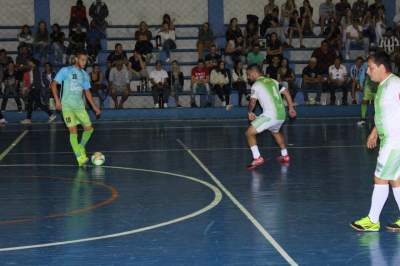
[0,117,399,266]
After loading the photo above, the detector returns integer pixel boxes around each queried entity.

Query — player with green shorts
[51,51,101,166]
[245,64,296,170]
[351,52,400,232]
[358,63,378,126]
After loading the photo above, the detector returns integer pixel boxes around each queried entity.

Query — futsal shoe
[77,154,89,167]
[277,155,290,164]
[247,157,265,170]
[386,218,400,232]
[350,216,380,232]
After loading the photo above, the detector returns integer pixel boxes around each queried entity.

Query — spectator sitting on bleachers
[17,25,33,51]
[335,0,351,24]
[264,0,279,17]
[69,0,89,31]
[134,21,153,60]
[89,63,107,108]
[86,21,103,63]
[150,60,169,108]
[109,61,130,109]
[319,0,335,35]
[89,0,109,35]
[375,8,386,46]
[16,46,32,75]
[288,10,305,48]
[368,0,385,19]
[266,32,283,65]
[232,60,248,107]
[350,56,364,104]
[156,22,176,63]
[107,43,128,65]
[302,57,323,104]
[33,21,50,64]
[197,22,215,60]
[224,36,245,69]
[266,55,281,80]
[261,7,279,38]
[344,18,369,59]
[328,56,349,105]
[247,43,264,68]
[300,0,314,36]
[352,0,368,20]
[281,0,296,34]
[265,18,288,46]
[226,18,243,42]
[50,24,65,65]
[210,61,232,110]
[205,44,221,69]
[361,11,375,46]
[128,50,149,92]
[0,49,13,68]
[1,62,22,112]
[67,24,86,61]
[40,62,55,108]
[167,60,184,107]
[244,16,259,51]
[326,17,342,53]
[278,58,298,100]
[312,40,336,79]
[191,59,210,107]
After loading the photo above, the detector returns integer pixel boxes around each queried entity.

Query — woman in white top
[18,25,33,51]
[156,22,176,63]
[232,61,248,107]
[210,61,232,110]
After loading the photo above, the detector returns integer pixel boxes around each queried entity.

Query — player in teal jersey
[245,64,297,170]
[351,52,400,232]
[51,51,101,166]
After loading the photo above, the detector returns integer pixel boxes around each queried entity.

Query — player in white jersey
[245,64,297,170]
[351,52,400,232]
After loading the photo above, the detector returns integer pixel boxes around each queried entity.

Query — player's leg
[271,131,290,163]
[21,90,34,124]
[110,86,118,109]
[76,110,93,149]
[245,125,264,170]
[384,150,400,232]
[118,86,129,109]
[64,111,88,166]
[358,86,373,125]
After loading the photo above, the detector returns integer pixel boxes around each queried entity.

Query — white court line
[0,164,222,252]
[176,139,299,266]
[0,130,29,161]
[7,144,366,156]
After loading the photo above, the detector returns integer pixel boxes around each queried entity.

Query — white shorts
[251,115,284,133]
[375,143,400,180]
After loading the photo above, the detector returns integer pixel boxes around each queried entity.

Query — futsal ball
[91,152,105,166]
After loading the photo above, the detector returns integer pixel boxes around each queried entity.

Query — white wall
[50,0,208,26]
[0,0,34,26]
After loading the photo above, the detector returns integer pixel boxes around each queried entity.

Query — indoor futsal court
[0,117,398,265]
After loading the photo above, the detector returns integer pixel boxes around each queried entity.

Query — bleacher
[0,23,365,109]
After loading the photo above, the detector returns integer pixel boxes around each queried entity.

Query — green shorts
[251,115,284,133]
[62,110,92,128]
[375,144,400,180]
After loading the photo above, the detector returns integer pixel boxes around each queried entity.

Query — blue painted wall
[34,0,50,28]
[208,0,225,48]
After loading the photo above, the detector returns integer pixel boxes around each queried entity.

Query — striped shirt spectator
[379,34,400,55]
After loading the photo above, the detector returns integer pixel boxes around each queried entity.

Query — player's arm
[50,80,62,111]
[247,97,257,121]
[280,87,297,118]
[84,90,101,115]
[367,127,378,149]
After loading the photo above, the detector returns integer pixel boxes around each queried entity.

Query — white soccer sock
[368,184,389,223]
[250,145,261,159]
[281,149,288,157]
[392,187,400,212]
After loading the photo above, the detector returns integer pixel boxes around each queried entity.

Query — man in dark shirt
[107,43,128,65]
[205,44,221,69]
[335,0,351,22]
[302,57,323,104]
[311,40,337,75]
[265,55,281,79]
[128,50,149,91]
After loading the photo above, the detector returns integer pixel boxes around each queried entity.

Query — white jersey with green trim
[374,73,400,145]
[250,76,287,120]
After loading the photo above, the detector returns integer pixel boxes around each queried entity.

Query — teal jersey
[54,66,91,111]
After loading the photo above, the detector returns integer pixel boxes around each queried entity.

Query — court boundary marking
[177,139,299,266]
[0,176,118,225]
[0,130,28,161]
[0,164,223,252]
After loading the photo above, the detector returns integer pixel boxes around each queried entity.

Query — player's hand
[367,131,378,149]
[248,112,256,121]
[94,107,101,116]
[55,102,62,111]
[288,107,297,118]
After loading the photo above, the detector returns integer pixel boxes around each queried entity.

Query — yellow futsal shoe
[351,216,380,232]
[77,154,89,167]
[386,218,400,232]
